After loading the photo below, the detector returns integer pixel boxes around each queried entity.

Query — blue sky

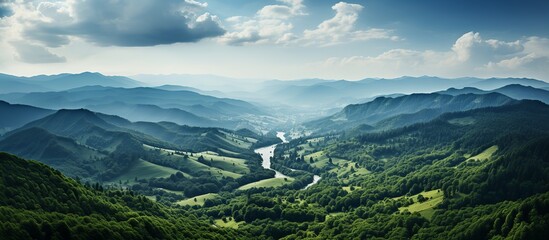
[0,0,548,81]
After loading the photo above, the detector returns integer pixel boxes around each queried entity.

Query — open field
[397,189,444,220]
[238,177,294,190]
[176,193,220,206]
[468,145,498,161]
[218,130,256,149]
[109,159,180,184]
[196,151,249,174]
[214,218,243,229]
[143,144,246,179]
[342,186,362,193]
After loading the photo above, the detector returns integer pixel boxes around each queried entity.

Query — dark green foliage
[2,99,549,239]
[0,152,244,239]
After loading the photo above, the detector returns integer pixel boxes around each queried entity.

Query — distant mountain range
[438,84,549,104]
[305,92,516,133]
[3,72,549,131]
[249,76,549,108]
[0,72,143,93]
[0,85,265,130]
[0,100,54,134]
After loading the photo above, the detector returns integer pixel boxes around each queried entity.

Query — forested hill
[249,100,549,239]
[305,92,514,133]
[0,152,244,239]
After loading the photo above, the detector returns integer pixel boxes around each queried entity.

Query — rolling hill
[306,92,514,132]
[264,100,549,239]
[0,100,54,135]
[0,86,265,129]
[0,152,243,239]
[0,127,105,178]
[250,76,549,108]
[0,107,279,184]
[85,102,228,128]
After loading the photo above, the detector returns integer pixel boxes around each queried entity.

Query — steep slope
[3,109,155,180]
[0,152,243,239]
[18,108,118,137]
[2,107,280,184]
[86,102,227,128]
[307,92,514,132]
[0,128,105,178]
[492,84,549,104]
[0,86,264,129]
[0,100,54,134]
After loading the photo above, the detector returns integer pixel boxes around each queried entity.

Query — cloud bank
[11,41,66,63]
[219,0,305,45]
[302,2,397,46]
[22,0,224,47]
[220,1,396,46]
[2,0,224,63]
[316,32,549,80]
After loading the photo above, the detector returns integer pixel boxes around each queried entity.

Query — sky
[0,0,548,81]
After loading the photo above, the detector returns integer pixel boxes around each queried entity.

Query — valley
[1,73,549,239]
[1,1,548,238]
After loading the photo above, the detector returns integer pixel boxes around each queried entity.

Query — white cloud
[301,2,397,46]
[257,0,305,19]
[11,41,66,63]
[314,32,549,80]
[220,1,397,46]
[0,0,225,64]
[219,0,304,45]
[2,1,223,46]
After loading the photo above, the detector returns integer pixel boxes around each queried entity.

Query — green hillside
[0,152,243,239]
[0,127,106,178]
[195,100,549,239]
[306,92,514,133]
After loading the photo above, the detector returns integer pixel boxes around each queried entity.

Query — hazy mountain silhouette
[438,84,549,104]
[306,92,515,132]
[0,72,143,93]
[0,100,54,134]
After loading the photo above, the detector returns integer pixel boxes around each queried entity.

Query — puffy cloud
[485,37,549,73]
[10,0,224,47]
[220,1,397,47]
[315,32,549,79]
[11,41,66,63]
[451,32,523,65]
[302,2,397,46]
[257,0,305,19]
[219,0,304,45]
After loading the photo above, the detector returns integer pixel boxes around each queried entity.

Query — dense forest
[1,100,549,239]
[0,152,244,239]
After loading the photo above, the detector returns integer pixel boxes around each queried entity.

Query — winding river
[255,132,321,189]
